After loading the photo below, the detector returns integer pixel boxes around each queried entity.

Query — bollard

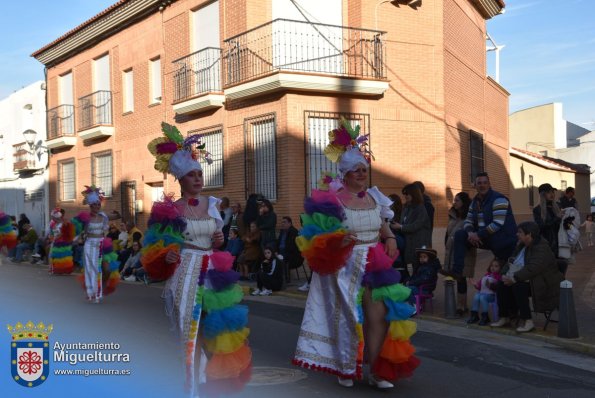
[558,280,579,338]
[444,277,457,319]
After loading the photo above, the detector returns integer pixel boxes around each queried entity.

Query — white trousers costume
[83,237,103,300]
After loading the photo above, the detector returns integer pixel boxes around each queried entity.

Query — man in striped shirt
[448,172,517,279]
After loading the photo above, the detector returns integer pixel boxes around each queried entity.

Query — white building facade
[0,81,49,234]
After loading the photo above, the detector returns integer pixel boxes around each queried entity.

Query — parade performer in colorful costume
[0,211,18,252]
[71,186,121,303]
[142,122,251,397]
[293,120,419,389]
[48,207,76,275]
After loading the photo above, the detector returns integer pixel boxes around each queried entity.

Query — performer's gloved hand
[165,250,180,264]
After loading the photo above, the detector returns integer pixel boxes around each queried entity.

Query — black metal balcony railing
[173,47,222,102]
[13,142,36,171]
[78,90,112,131]
[47,104,75,139]
[223,19,386,87]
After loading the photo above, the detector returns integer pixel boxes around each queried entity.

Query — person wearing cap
[407,246,441,303]
[143,122,251,396]
[532,183,562,257]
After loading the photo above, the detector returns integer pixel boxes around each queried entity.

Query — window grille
[305,111,370,194]
[470,131,485,182]
[92,151,113,197]
[188,125,224,188]
[244,114,277,200]
[561,180,567,191]
[25,189,44,202]
[58,160,76,201]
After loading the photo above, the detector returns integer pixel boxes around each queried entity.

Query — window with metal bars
[244,114,277,201]
[188,125,224,188]
[470,130,484,183]
[58,159,76,201]
[92,151,113,197]
[25,189,44,202]
[304,111,370,194]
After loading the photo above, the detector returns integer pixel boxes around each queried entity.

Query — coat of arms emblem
[7,321,52,387]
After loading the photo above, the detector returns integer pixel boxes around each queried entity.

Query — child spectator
[121,241,143,281]
[407,247,441,303]
[225,227,244,269]
[581,214,594,247]
[467,258,502,325]
[237,222,261,280]
[251,244,283,296]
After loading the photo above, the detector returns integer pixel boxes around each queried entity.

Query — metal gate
[120,181,136,224]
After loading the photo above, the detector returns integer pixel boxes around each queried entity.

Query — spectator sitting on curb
[9,224,38,263]
[443,172,517,280]
[121,241,143,281]
[251,244,284,296]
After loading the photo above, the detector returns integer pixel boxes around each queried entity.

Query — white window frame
[149,58,162,104]
[189,126,224,188]
[92,151,113,197]
[123,69,134,113]
[59,159,76,202]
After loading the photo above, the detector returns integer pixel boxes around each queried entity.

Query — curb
[240,282,595,358]
[417,313,595,358]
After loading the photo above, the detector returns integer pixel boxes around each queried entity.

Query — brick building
[32,0,508,229]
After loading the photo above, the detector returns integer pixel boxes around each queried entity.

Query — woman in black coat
[532,184,561,257]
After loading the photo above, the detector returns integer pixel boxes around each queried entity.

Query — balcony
[172,47,224,115]
[13,143,38,172]
[222,19,388,101]
[46,104,77,149]
[78,90,114,141]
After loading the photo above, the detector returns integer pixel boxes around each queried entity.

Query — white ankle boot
[516,319,535,333]
[490,317,510,327]
[369,374,394,389]
[337,377,354,387]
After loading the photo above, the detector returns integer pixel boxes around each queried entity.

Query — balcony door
[272,0,343,74]
[190,1,221,94]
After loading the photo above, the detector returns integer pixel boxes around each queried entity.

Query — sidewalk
[251,236,595,357]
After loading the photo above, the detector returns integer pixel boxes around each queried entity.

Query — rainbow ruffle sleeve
[71,211,91,236]
[141,196,186,281]
[295,190,353,275]
[360,244,420,381]
[50,222,76,274]
[0,212,17,250]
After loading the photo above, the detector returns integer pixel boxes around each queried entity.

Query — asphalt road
[1,259,595,398]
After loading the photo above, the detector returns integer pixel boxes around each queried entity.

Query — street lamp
[22,129,49,158]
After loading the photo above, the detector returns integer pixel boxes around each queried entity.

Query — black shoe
[466,311,479,324]
[478,312,490,326]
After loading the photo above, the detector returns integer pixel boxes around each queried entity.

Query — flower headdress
[323,118,373,175]
[82,185,105,205]
[148,122,212,179]
[50,207,64,219]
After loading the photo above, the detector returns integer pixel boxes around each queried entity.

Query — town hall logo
[7,321,52,387]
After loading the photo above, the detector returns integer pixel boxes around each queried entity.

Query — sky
[1,0,594,130]
[486,0,595,129]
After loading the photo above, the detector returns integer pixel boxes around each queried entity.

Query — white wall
[0,81,49,234]
[557,132,595,198]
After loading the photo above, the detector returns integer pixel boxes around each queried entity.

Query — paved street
[1,258,595,398]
